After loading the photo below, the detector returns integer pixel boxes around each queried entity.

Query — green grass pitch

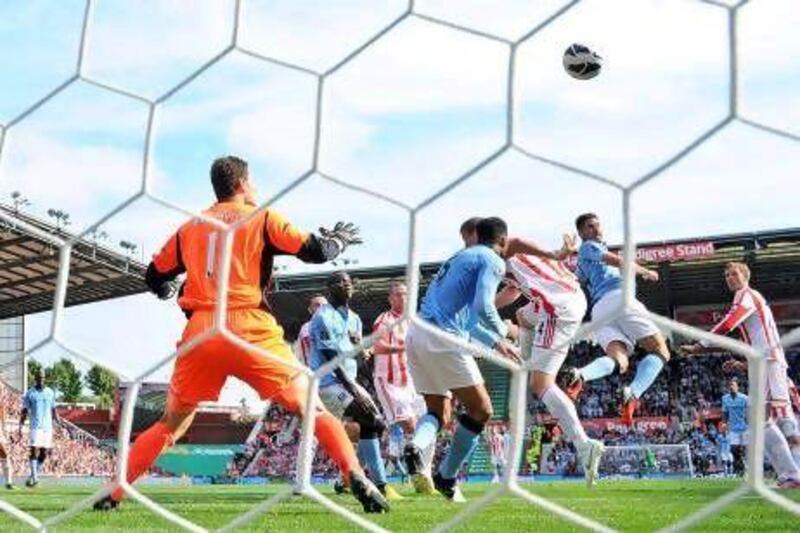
[1,479,798,531]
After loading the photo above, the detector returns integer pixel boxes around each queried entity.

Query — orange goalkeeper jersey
[150,201,309,312]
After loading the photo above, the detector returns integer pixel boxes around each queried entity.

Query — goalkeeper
[94,156,389,514]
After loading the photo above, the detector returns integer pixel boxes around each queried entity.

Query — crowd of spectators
[538,421,713,477]
[229,342,798,481]
[535,342,742,421]
[1,386,115,478]
[232,404,339,479]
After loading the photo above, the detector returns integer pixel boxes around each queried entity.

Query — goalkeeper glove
[319,221,363,253]
[155,280,179,300]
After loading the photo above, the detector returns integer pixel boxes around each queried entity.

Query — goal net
[1,1,799,532]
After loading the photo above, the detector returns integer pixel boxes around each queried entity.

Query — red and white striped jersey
[489,431,506,458]
[506,254,585,321]
[372,310,409,386]
[295,321,313,366]
[705,287,787,364]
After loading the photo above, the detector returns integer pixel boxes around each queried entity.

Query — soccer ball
[563,43,602,80]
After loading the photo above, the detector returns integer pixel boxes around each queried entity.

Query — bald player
[94,156,388,513]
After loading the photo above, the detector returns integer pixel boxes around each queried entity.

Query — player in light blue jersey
[18,368,58,487]
[567,213,671,426]
[308,271,400,501]
[404,217,521,502]
[721,378,748,476]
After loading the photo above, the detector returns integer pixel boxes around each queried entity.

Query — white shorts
[775,415,800,439]
[318,382,372,420]
[520,303,582,375]
[728,430,748,446]
[766,359,791,404]
[413,394,427,418]
[406,322,484,397]
[30,428,53,449]
[374,377,418,425]
[720,451,733,462]
[591,289,660,354]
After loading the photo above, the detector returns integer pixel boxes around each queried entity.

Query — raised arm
[601,249,659,282]
[495,283,522,310]
[680,292,755,354]
[265,212,361,264]
[505,234,577,261]
[708,300,754,337]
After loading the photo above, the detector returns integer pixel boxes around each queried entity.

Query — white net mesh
[0,0,799,531]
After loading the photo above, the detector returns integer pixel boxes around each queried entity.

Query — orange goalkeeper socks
[112,421,175,501]
[314,411,361,481]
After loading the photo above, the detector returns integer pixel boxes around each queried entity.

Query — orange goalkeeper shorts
[168,308,304,409]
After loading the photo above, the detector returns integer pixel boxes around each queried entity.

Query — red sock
[314,412,360,481]
[112,422,174,501]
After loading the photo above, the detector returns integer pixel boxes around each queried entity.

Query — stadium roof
[0,204,148,319]
[269,227,800,340]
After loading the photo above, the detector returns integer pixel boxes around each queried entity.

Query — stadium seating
[226,343,798,480]
[1,388,114,478]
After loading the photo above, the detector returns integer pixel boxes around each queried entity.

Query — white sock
[541,384,588,445]
[764,422,800,480]
[420,436,436,476]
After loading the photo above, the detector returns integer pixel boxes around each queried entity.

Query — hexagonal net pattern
[0,0,799,531]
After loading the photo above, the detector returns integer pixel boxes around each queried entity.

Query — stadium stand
[115,383,255,445]
[4,225,798,481]
[1,386,114,478]
[0,202,148,320]
[224,228,800,480]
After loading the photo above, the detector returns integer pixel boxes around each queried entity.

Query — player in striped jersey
[372,281,435,493]
[496,236,605,487]
[295,294,327,366]
[682,262,800,488]
[488,426,508,483]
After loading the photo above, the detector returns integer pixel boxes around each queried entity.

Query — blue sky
[1,0,798,409]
